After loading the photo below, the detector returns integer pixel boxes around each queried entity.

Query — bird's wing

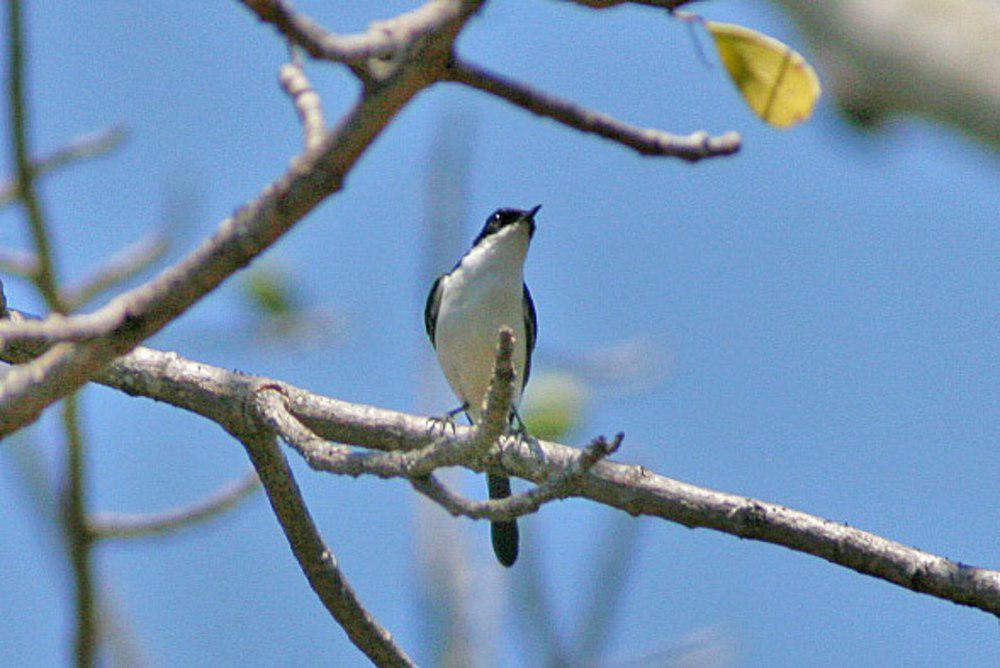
[522,283,537,389]
[424,275,443,346]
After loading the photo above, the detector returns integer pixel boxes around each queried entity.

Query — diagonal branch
[445,59,741,162]
[0,1,483,438]
[89,471,260,540]
[61,231,169,311]
[236,429,416,667]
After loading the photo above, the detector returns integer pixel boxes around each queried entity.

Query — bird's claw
[426,413,458,436]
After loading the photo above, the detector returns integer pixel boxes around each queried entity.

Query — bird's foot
[426,403,468,436]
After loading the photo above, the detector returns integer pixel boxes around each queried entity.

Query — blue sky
[1,1,997,666]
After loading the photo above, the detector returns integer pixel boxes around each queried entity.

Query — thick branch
[238,0,467,64]
[236,429,415,667]
[1,323,993,616]
[89,472,260,540]
[446,59,740,162]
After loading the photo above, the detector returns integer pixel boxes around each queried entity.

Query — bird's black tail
[487,474,519,567]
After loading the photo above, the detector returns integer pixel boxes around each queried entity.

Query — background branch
[6,2,96,664]
[0,126,126,208]
[61,232,169,311]
[89,471,260,540]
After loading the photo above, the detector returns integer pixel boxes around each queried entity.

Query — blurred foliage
[520,371,589,443]
[241,265,303,319]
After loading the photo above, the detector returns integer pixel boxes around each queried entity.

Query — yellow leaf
[706,21,821,128]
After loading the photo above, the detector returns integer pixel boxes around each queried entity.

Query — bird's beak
[525,204,542,221]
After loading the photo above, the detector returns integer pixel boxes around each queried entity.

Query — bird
[424,205,540,567]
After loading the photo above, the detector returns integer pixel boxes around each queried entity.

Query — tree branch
[0,126,126,208]
[61,231,169,311]
[237,0,468,64]
[1,313,994,616]
[89,471,260,540]
[410,433,623,523]
[279,51,327,151]
[7,0,61,310]
[0,0,483,438]
[7,4,97,664]
[445,59,741,161]
[235,429,416,667]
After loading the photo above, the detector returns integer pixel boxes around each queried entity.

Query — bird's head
[472,205,541,247]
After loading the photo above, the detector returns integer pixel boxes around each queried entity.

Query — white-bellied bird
[424,206,540,566]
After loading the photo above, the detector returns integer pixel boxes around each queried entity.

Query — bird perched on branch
[424,205,541,567]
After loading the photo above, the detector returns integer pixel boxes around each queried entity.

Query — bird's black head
[472,205,541,246]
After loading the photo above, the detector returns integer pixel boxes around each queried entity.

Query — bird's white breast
[434,224,530,421]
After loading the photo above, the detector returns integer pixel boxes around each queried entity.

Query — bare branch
[61,231,169,311]
[59,393,97,667]
[446,59,741,162]
[0,126,126,208]
[564,0,699,9]
[251,329,518,480]
[7,0,61,310]
[1,321,990,615]
[0,0,483,438]
[410,434,623,523]
[236,429,416,667]
[237,0,471,64]
[279,52,327,151]
[89,472,260,540]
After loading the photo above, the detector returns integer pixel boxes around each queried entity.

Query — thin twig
[61,232,169,310]
[410,434,623,523]
[60,394,96,668]
[0,126,126,208]
[446,59,740,162]
[237,430,416,667]
[7,0,61,310]
[279,50,327,151]
[89,472,261,540]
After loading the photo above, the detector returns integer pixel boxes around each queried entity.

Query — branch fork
[251,328,624,525]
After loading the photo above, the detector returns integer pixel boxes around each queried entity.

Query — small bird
[424,205,540,567]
